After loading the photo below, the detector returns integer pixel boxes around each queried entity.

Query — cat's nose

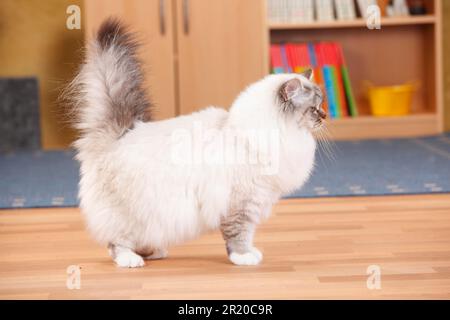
[317,108,326,120]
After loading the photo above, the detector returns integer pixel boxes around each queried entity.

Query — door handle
[159,0,166,35]
[182,0,189,35]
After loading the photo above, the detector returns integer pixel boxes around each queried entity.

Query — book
[322,66,338,118]
[315,0,335,22]
[280,44,292,72]
[286,43,301,72]
[334,0,357,20]
[290,0,314,23]
[280,0,290,23]
[298,43,310,71]
[327,43,348,117]
[293,44,305,72]
[267,0,279,23]
[285,43,294,71]
[270,44,284,73]
[267,0,315,23]
[267,0,288,23]
[335,44,358,116]
[330,65,343,117]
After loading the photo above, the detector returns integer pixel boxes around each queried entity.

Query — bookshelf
[269,15,437,30]
[265,0,443,140]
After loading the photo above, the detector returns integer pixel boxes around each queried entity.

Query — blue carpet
[1,134,450,209]
[0,150,79,208]
[288,133,450,199]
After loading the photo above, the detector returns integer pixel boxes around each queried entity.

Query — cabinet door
[175,0,268,114]
[84,0,176,120]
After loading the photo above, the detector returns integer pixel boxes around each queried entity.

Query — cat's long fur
[70,18,325,267]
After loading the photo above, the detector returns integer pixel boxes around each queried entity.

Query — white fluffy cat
[69,18,325,267]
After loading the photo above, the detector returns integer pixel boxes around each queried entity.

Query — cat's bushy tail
[68,17,151,156]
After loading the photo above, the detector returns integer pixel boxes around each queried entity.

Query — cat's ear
[301,68,313,81]
[279,78,302,102]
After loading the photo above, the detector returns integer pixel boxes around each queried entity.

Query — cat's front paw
[114,251,145,268]
[229,247,263,266]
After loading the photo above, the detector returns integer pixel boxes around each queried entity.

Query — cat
[68,18,326,267]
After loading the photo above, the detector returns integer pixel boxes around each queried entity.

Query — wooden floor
[1,194,450,299]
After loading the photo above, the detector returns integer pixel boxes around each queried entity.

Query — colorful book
[329,65,342,118]
[327,43,348,117]
[322,66,338,119]
[297,44,310,72]
[336,44,358,116]
[307,43,317,67]
[270,44,284,74]
[285,43,298,72]
[280,45,292,73]
[269,40,358,118]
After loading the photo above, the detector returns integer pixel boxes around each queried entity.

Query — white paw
[229,248,263,266]
[250,247,263,261]
[114,251,145,268]
[144,249,168,260]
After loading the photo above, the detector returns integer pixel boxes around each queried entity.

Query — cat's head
[228,71,326,133]
[277,70,326,131]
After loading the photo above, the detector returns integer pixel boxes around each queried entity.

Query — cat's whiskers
[315,124,337,164]
[323,126,337,163]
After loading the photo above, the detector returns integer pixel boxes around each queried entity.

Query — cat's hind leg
[108,243,145,268]
[142,248,168,260]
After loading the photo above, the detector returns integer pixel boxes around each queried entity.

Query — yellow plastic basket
[365,81,419,117]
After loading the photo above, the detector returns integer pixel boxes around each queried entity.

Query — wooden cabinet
[84,0,268,118]
[175,0,268,114]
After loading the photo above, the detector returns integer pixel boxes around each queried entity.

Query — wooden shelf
[326,114,439,140]
[266,0,442,139]
[269,15,436,30]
